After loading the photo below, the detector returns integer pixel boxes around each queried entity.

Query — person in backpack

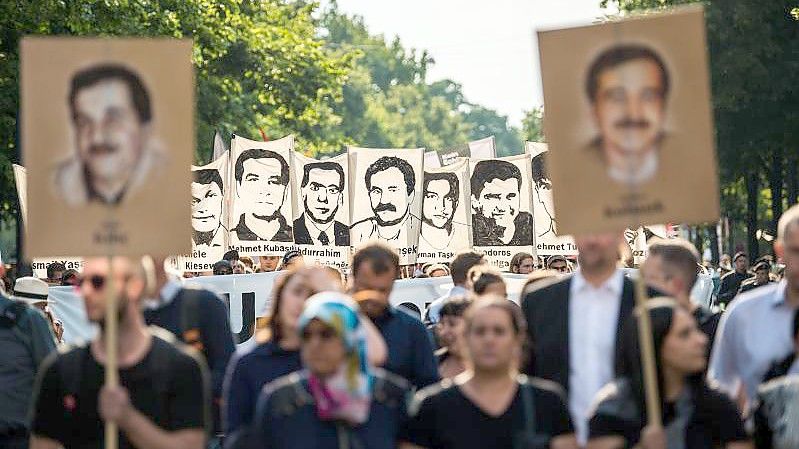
[30,257,210,449]
[0,283,56,449]
[143,258,235,447]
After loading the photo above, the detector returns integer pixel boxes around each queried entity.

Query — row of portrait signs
[18,7,718,274]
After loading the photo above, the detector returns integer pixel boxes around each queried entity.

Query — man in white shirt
[522,232,635,444]
[709,204,799,408]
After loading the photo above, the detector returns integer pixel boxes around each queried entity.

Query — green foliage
[521,107,545,143]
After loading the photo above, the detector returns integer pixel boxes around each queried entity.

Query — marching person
[143,258,235,448]
[0,285,56,449]
[435,297,471,379]
[641,238,721,354]
[587,299,750,449]
[252,293,409,449]
[509,252,535,275]
[468,267,507,299]
[717,252,749,307]
[350,243,440,389]
[709,205,799,411]
[522,232,636,445]
[13,276,63,343]
[30,257,210,449]
[224,267,387,440]
[425,251,486,325]
[401,298,578,449]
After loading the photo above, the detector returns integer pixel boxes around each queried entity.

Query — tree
[521,107,545,143]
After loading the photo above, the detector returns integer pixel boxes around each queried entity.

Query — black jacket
[520,274,636,393]
[292,214,350,246]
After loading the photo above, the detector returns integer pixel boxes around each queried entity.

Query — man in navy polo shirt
[350,243,439,389]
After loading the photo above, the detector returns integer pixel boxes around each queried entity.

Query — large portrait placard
[417,158,472,263]
[538,7,718,235]
[22,38,194,257]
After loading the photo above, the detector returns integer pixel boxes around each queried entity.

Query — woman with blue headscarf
[251,292,410,449]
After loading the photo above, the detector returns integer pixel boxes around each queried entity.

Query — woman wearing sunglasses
[587,299,751,449]
[251,292,409,449]
[224,268,387,440]
[401,298,578,449]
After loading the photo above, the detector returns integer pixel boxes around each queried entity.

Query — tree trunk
[746,172,759,258]
[788,150,798,207]
[769,148,784,234]
[709,224,720,264]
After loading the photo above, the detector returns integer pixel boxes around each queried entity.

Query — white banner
[13,164,27,225]
[468,136,496,159]
[418,158,473,263]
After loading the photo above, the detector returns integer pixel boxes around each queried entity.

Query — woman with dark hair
[436,296,471,379]
[468,267,507,298]
[223,267,386,438]
[253,293,409,449]
[587,298,751,449]
[401,298,577,449]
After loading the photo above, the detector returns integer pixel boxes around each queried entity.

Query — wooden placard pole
[105,254,118,449]
[634,273,661,426]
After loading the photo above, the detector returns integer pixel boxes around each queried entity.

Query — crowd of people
[1,204,798,449]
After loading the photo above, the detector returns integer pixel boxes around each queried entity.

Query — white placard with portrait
[417,158,472,263]
[228,134,296,257]
[348,147,424,265]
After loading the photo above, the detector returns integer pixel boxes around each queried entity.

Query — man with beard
[231,149,293,242]
[191,169,226,253]
[55,64,167,207]
[419,171,461,251]
[351,156,419,244]
[293,161,349,246]
[586,44,670,186]
[29,257,209,449]
[471,160,533,246]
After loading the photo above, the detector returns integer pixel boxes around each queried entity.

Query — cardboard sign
[538,7,718,235]
[22,38,194,257]
[469,154,536,270]
[228,134,296,256]
[348,147,424,264]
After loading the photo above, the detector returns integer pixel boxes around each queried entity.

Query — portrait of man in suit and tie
[231,148,293,242]
[293,161,349,246]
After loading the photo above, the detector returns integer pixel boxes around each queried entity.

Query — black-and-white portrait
[349,148,423,257]
[470,157,534,247]
[526,143,577,257]
[293,159,349,246]
[231,143,293,243]
[418,158,471,259]
[54,64,167,207]
[191,154,228,258]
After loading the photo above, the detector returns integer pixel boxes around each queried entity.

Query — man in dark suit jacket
[293,160,350,246]
[521,232,635,445]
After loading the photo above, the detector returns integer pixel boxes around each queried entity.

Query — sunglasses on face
[301,327,338,342]
[79,274,106,290]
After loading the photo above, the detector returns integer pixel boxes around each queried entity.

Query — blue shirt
[254,370,409,449]
[709,280,798,401]
[374,306,439,389]
[424,286,468,325]
[223,340,302,435]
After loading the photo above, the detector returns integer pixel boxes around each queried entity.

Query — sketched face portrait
[587,45,670,184]
[302,162,344,224]
[191,169,223,234]
[422,172,458,230]
[531,152,555,236]
[471,160,521,229]
[235,149,289,219]
[365,156,415,226]
[56,64,164,207]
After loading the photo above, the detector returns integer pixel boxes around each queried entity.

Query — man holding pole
[29,257,210,449]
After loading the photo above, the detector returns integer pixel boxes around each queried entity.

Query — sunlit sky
[323,0,617,126]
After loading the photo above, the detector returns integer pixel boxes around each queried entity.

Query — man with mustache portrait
[586,44,670,186]
[471,160,533,246]
[293,161,349,246]
[231,149,293,242]
[351,156,418,244]
[54,64,167,207]
[191,168,226,252]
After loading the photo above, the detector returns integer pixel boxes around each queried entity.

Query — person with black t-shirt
[30,257,210,449]
[587,299,750,449]
[401,298,578,449]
